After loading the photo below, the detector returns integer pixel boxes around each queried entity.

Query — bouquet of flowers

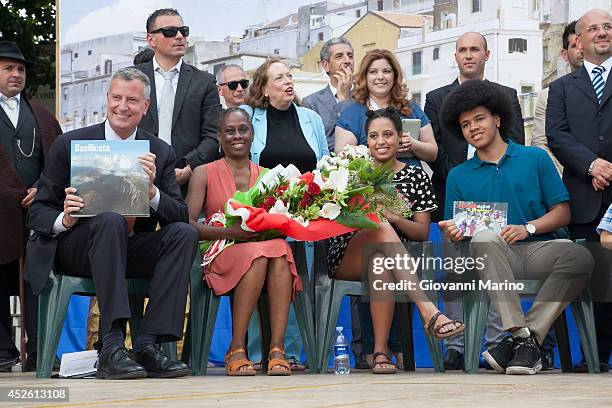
[200,145,398,267]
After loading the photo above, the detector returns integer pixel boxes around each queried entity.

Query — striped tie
[592,66,606,104]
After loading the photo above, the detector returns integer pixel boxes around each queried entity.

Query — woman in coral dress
[186,108,301,376]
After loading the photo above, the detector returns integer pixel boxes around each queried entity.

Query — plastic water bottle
[333,326,350,374]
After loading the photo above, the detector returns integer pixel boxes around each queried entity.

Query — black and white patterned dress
[327,164,437,277]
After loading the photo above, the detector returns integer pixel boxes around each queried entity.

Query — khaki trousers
[469,229,594,344]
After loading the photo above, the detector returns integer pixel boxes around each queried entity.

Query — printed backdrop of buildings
[59,0,611,136]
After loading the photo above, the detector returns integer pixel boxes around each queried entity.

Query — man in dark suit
[424,32,525,370]
[302,37,354,152]
[547,8,612,372]
[0,41,62,372]
[25,67,198,379]
[136,8,222,188]
[425,32,525,223]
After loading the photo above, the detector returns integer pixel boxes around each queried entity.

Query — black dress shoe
[132,345,191,378]
[95,346,147,380]
[0,350,20,371]
[573,360,610,373]
[443,349,464,370]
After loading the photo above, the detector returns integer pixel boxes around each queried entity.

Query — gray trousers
[468,229,593,344]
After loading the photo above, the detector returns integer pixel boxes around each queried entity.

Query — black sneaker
[506,336,542,375]
[482,336,515,374]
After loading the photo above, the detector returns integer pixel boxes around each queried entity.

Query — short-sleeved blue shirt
[596,204,612,235]
[337,101,430,166]
[444,141,570,241]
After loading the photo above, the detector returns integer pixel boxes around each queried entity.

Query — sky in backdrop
[60,0,359,44]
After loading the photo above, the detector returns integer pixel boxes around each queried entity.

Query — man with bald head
[217,64,249,108]
[547,9,612,372]
[424,31,525,370]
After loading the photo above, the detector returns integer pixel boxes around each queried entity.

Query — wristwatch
[587,160,595,176]
[525,223,536,236]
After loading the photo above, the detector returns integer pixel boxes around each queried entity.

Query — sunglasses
[219,79,249,91]
[149,25,190,38]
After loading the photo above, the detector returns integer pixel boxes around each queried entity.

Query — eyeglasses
[582,24,612,35]
[219,79,249,91]
[149,25,190,38]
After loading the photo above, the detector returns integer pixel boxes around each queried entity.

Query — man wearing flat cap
[0,41,61,372]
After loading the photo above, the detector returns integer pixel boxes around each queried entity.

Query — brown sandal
[225,348,256,376]
[425,311,465,339]
[371,352,397,374]
[267,347,292,376]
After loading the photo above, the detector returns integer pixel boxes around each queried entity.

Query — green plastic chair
[314,241,445,373]
[462,239,600,374]
[188,241,317,375]
[36,273,176,378]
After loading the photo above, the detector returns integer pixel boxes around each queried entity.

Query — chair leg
[293,287,317,373]
[463,290,489,373]
[36,277,74,379]
[181,317,191,364]
[396,303,415,371]
[315,278,333,372]
[571,300,601,374]
[160,342,177,360]
[417,241,445,372]
[189,258,220,375]
[319,281,352,374]
[257,296,271,373]
[553,311,572,372]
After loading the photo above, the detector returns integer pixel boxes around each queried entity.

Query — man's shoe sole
[145,368,192,378]
[482,350,506,374]
[95,369,148,380]
[505,359,542,375]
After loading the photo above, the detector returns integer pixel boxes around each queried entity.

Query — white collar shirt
[0,92,21,128]
[153,56,183,108]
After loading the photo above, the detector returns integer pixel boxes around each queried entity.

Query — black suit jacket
[24,123,188,294]
[546,65,612,224]
[135,61,222,169]
[424,79,525,221]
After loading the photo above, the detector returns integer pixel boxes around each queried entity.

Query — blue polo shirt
[444,141,570,241]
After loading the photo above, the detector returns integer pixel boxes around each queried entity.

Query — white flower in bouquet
[269,199,290,215]
[257,164,301,192]
[320,203,341,220]
[312,168,349,193]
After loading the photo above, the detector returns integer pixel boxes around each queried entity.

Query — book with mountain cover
[70,140,150,217]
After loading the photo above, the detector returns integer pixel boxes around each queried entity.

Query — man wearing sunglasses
[136,8,221,189]
[217,65,249,109]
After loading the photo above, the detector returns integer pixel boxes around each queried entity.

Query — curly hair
[353,49,411,117]
[365,107,403,135]
[440,80,514,140]
[245,58,299,109]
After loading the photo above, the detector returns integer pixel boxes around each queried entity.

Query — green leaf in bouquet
[199,240,213,254]
[346,185,374,196]
[378,180,398,196]
[347,157,370,173]
[336,208,379,229]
